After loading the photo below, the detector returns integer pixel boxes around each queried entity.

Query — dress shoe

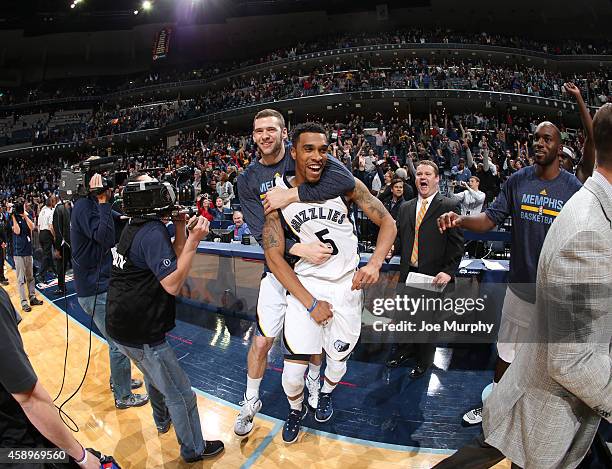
[386,348,413,368]
[409,364,429,379]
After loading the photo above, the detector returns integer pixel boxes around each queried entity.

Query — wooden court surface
[5,265,510,468]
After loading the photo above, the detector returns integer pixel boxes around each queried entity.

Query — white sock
[308,363,321,381]
[481,381,496,403]
[288,394,304,411]
[321,380,337,394]
[246,376,262,401]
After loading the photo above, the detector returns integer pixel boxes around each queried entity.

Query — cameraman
[70,172,148,409]
[106,174,224,462]
[10,199,43,312]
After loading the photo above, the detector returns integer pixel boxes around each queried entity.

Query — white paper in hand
[481,259,508,271]
[405,272,447,292]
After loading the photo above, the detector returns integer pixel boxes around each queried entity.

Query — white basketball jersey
[276,175,359,281]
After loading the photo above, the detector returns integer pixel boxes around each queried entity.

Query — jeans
[116,341,204,461]
[78,292,132,401]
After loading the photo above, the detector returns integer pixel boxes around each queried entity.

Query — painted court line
[52,292,78,302]
[239,422,283,469]
[37,281,456,457]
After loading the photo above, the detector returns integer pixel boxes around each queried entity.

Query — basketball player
[234,110,356,436]
[262,122,396,443]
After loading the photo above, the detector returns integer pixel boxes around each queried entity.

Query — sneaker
[29,298,43,306]
[305,375,320,409]
[157,420,172,435]
[110,378,144,393]
[234,395,263,436]
[315,392,334,423]
[115,393,149,409]
[22,303,32,312]
[462,406,483,425]
[184,440,224,462]
[282,406,308,444]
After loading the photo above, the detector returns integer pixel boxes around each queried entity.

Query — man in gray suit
[433,104,612,468]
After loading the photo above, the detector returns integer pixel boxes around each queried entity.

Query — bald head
[593,103,612,169]
[535,121,561,143]
[533,121,563,169]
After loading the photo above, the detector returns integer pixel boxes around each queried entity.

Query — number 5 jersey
[275,175,359,282]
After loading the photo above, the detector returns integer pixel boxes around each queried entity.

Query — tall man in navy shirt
[437,121,582,426]
[106,174,224,462]
[10,200,42,312]
[70,170,148,409]
[234,109,356,436]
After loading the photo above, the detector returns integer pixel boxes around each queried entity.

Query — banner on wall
[153,28,172,61]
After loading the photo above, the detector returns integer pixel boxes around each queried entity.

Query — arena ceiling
[0,0,429,32]
[2,0,611,36]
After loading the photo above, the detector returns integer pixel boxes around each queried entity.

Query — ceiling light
[70,3,76,8]
[134,9,139,14]
[142,0,152,11]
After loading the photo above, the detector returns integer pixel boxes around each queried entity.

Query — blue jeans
[78,292,132,401]
[116,341,204,461]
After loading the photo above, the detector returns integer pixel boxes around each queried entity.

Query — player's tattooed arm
[263,211,316,309]
[349,179,393,228]
[347,178,397,290]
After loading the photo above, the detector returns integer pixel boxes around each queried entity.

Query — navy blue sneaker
[315,392,333,423]
[282,405,308,444]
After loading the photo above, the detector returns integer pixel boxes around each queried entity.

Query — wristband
[306,298,318,314]
[75,446,87,466]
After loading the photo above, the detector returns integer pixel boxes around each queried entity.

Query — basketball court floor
[6,263,510,468]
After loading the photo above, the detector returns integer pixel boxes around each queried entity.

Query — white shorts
[283,273,363,361]
[255,272,287,338]
[496,286,535,363]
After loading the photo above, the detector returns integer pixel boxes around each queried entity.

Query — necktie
[410,199,428,266]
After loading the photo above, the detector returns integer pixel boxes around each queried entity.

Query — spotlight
[142,0,152,11]
[134,9,139,14]
[70,3,76,8]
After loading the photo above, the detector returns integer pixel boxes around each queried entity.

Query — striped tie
[410,199,429,266]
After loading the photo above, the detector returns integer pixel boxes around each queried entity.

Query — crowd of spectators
[1,56,609,148]
[1,26,610,107]
[0,107,591,242]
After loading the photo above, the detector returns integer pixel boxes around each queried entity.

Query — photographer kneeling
[105,174,224,462]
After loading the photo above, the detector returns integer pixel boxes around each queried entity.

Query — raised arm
[262,211,333,324]
[564,82,595,183]
[347,179,397,290]
[465,145,474,169]
[11,214,20,235]
[438,174,512,233]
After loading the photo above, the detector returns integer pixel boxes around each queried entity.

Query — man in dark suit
[386,160,464,378]
[51,198,71,295]
[383,178,406,220]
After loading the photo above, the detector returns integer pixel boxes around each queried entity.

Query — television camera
[121,165,197,218]
[59,156,127,200]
